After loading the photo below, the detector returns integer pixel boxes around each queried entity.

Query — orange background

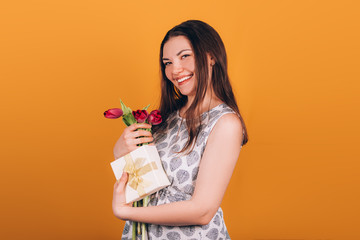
[1,0,359,239]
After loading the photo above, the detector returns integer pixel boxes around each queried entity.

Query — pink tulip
[148,110,162,125]
[104,108,123,119]
[132,110,148,123]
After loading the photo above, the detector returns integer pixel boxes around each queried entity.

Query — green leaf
[120,99,132,115]
[122,113,137,126]
[142,104,150,110]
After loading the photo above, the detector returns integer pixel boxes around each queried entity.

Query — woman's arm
[112,113,244,226]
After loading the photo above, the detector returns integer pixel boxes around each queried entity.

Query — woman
[112,20,248,239]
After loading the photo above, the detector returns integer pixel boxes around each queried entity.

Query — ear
[207,53,215,66]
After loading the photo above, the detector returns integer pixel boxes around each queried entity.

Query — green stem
[141,196,150,240]
[137,200,142,235]
[133,126,152,239]
[132,201,137,240]
[141,222,146,240]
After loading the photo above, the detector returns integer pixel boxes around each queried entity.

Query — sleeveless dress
[121,103,243,240]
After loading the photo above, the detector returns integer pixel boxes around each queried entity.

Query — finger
[120,171,128,183]
[129,123,152,131]
[116,172,128,190]
[127,124,139,132]
[134,137,153,145]
[132,130,153,138]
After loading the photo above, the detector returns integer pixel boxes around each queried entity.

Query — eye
[181,54,190,59]
[164,62,172,66]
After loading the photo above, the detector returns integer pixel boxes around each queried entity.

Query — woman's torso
[122,103,241,240]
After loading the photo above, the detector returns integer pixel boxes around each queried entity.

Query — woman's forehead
[163,36,193,57]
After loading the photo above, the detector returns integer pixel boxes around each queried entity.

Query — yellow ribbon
[123,154,158,197]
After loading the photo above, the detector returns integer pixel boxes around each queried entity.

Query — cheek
[184,58,195,72]
[165,67,172,80]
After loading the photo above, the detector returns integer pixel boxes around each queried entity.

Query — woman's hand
[113,123,154,159]
[112,172,132,219]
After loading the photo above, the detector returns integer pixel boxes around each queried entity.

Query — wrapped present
[110,145,170,203]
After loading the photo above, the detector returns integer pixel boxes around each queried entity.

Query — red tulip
[104,108,123,119]
[148,110,162,125]
[132,110,148,123]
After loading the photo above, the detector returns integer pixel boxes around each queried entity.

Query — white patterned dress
[121,103,243,240]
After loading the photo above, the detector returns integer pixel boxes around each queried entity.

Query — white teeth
[177,75,192,83]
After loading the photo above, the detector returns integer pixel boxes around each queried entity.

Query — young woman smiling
[112,20,248,239]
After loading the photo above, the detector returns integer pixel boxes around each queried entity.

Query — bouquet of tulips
[104,100,162,127]
[104,100,168,240]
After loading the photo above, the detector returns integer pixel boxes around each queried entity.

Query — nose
[172,60,183,75]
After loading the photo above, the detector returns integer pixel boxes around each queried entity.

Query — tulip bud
[148,110,162,125]
[104,108,123,119]
[132,110,149,123]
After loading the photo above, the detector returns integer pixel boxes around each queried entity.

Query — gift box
[110,145,170,203]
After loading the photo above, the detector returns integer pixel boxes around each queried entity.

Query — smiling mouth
[176,74,193,84]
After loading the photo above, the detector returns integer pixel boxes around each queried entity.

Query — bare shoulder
[212,113,243,134]
[209,113,244,144]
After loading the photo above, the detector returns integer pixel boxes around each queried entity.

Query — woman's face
[162,36,196,97]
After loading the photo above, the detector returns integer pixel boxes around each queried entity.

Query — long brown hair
[154,20,248,151]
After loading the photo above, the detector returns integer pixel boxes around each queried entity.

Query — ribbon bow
[123,154,158,197]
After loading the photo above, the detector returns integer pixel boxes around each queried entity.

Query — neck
[181,88,222,117]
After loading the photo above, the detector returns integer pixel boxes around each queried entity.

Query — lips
[175,74,193,85]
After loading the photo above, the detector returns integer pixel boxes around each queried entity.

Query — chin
[179,89,195,97]
[178,84,196,97]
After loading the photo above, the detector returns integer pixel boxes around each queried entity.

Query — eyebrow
[162,49,192,61]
